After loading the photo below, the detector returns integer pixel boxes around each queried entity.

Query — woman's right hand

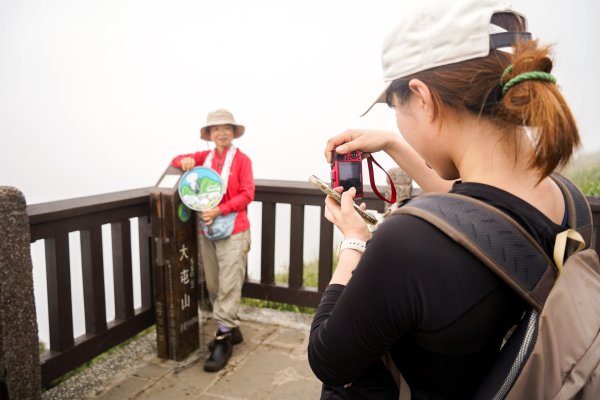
[324,129,397,162]
[325,128,453,193]
[180,157,196,171]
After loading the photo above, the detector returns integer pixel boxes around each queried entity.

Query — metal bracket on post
[154,237,170,267]
[155,237,163,266]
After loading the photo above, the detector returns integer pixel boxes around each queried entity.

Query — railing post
[288,204,305,289]
[318,212,334,292]
[589,197,600,251]
[45,234,74,351]
[0,187,41,399]
[81,227,108,334]
[138,215,154,309]
[261,202,276,285]
[112,220,135,321]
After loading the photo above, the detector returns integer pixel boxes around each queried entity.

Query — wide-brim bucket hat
[200,108,245,141]
[361,0,529,116]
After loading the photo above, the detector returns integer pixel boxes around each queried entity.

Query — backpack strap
[392,193,555,311]
[382,353,411,400]
[550,173,593,248]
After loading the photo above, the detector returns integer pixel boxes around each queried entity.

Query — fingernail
[336,145,344,153]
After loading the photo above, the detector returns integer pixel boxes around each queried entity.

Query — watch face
[178,167,224,211]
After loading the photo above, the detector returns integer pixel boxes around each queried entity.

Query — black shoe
[203,332,232,372]
[207,327,243,351]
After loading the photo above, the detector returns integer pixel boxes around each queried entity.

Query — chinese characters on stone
[179,244,195,310]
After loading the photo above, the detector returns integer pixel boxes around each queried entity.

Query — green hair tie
[501,70,557,96]
[501,64,514,84]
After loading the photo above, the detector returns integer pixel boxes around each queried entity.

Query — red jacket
[171,147,254,234]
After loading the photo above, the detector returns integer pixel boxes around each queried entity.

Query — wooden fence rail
[28,188,155,386]
[26,181,599,387]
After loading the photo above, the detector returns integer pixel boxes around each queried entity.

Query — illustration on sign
[178,167,224,211]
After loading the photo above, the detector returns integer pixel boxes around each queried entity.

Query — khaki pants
[200,230,251,329]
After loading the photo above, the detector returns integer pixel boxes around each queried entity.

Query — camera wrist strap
[367,155,396,204]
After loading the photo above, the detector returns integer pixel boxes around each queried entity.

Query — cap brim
[360,82,391,117]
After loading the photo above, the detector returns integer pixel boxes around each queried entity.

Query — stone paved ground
[42,306,322,400]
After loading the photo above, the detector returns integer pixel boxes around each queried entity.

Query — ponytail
[498,41,580,178]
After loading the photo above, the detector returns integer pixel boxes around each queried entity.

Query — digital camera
[331,150,363,198]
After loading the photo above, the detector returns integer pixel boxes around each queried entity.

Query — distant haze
[1,0,598,204]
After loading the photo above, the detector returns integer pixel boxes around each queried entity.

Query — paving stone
[133,361,175,380]
[206,344,319,399]
[47,307,324,400]
[266,369,322,400]
[169,361,219,393]
[198,394,233,400]
[266,327,309,350]
[132,377,200,400]
[93,376,151,400]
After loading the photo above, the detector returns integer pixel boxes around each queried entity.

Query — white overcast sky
[1,0,598,204]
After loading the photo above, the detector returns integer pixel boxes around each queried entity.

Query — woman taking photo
[308,0,582,398]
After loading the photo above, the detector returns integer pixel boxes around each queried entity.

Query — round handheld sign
[178,167,224,211]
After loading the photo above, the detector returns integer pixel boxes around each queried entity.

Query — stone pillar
[0,187,41,399]
[384,167,413,214]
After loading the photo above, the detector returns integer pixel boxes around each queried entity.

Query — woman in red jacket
[172,108,254,372]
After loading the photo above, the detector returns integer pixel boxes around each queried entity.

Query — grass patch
[563,150,600,196]
[241,298,315,314]
[242,254,339,314]
[274,258,322,287]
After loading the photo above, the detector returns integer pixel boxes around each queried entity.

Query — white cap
[361,0,528,116]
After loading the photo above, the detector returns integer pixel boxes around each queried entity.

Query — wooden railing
[591,197,600,251]
[27,181,599,387]
[27,180,385,387]
[28,188,155,387]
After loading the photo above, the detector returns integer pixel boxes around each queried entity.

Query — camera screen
[338,162,361,189]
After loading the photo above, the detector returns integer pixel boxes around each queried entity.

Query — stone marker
[383,167,414,217]
[151,167,201,361]
[0,187,41,399]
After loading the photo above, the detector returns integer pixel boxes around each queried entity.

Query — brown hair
[387,13,580,179]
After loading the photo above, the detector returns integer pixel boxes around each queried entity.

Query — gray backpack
[388,174,600,399]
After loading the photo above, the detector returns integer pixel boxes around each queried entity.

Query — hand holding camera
[311,141,397,230]
[328,186,372,239]
[329,146,396,205]
[324,129,399,163]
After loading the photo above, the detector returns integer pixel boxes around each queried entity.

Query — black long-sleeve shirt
[308,182,565,399]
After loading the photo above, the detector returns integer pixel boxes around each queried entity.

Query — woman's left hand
[201,207,222,225]
[324,187,371,242]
